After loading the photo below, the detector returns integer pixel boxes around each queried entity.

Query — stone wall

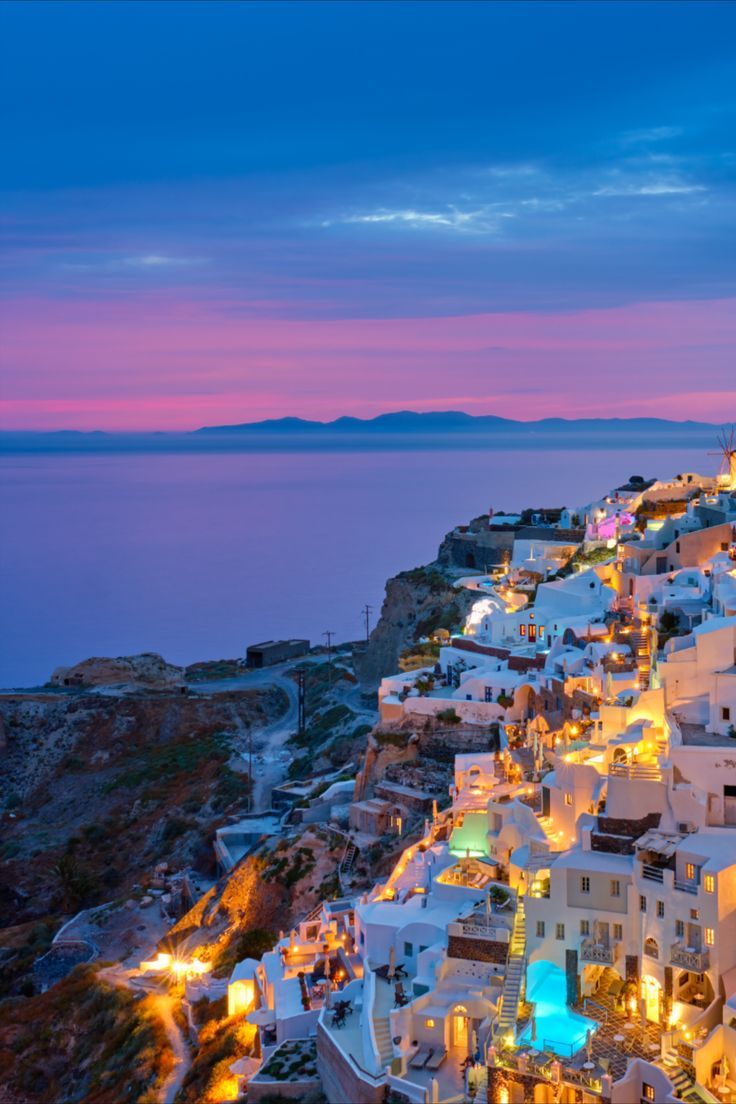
[448,934,508,964]
[316,1021,385,1104]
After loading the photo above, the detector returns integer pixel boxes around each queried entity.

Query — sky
[1,0,736,431]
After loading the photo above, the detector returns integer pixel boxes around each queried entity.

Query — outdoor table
[623,1022,636,1031]
[583,1062,595,1070]
[648,1043,659,1053]
[613,1034,625,1044]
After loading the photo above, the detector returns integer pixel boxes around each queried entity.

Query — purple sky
[2,1,736,430]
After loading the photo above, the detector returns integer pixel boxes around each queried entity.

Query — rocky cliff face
[0,683,287,935]
[353,558,476,690]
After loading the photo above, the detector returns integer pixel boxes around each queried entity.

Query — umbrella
[586,1028,593,1061]
[388,945,396,982]
[530,1014,537,1042]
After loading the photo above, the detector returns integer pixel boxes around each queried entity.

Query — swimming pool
[449,811,490,857]
[517,960,597,1058]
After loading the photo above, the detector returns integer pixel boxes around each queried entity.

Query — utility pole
[247,727,253,813]
[297,669,306,740]
[362,604,373,642]
[323,630,335,689]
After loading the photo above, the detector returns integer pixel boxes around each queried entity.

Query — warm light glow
[228,977,256,1017]
[425,1018,435,1028]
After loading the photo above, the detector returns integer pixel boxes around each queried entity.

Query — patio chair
[425,1048,447,1071]
[409,1047,433,1069]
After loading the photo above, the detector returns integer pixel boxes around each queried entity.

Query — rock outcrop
[50,652,185,690]
[353,561,476,690]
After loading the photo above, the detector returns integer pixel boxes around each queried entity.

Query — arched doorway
[642,974,662,1023]
[451,1004,469,1049]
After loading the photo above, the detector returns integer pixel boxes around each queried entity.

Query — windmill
[708,426,736,492]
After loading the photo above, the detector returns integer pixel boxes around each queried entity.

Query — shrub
[436,707,461,725]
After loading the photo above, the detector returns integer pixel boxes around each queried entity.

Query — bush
[436,707,461,725]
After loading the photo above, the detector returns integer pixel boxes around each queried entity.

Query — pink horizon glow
[2,294,735,431]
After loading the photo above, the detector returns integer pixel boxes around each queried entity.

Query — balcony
[674,878,699,895]
[580,938,617,965]
[670,943,710,972]
[642,863,665,883]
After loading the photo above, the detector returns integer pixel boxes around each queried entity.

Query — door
[724,785,736,826]
[528,624,537,643]
[642,976,662,1023]
[452,1008,469,1050]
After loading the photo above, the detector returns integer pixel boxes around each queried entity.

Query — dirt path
[154,992,191,1104]
[99,966,191,1103]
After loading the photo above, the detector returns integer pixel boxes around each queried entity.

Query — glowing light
[228,977,256,1017]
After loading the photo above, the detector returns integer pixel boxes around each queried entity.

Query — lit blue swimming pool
[517,960,597,1058]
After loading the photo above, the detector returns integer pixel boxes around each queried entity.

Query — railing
[583,998,609,1023]
[580,938,616,965]
[642,864,665,883]
[674,878,699,895]
[670,943,710,971]
[609,762,662,781]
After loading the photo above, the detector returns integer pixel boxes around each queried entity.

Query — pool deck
[572,991,664,1082]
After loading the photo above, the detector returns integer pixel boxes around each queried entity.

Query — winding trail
[154,992,190,1104]
[99,965,191,1103]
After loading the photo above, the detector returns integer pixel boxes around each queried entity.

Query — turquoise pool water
[517,960,597,1058]
[449,811,489,857]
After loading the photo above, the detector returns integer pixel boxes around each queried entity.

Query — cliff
[353,557,476,690]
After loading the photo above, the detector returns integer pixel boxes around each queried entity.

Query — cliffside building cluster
[224,455,736,1103]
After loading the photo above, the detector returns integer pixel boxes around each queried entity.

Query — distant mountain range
[1,411,729,453]
[195,411,723,434]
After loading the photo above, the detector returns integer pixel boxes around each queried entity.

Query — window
[686,863,696,880]
[657,900,665,919]
[484,686,493,703]
[704,874,715,893]
[404,941,413,956]
[555,923,565,940]
[539,625,545,640]
[536,921,545,938]
[690,908,699,920]
[676,919,685,938]
[640,895,647,913]
[580,876,590,894]
[520,624,526,637]
[565,793,573,807]
[580,920,590,936]
[425,1018,435,1029]
[723,707,732,722]
[705,928,715,946]
[610,879,621,898]
[613,924,623,941]
[643,1083,655,1102]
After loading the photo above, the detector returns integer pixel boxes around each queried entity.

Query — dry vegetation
[0,964,173,1104]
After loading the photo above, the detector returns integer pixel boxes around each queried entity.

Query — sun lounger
[410,1047,433,1069]
[425,1048,447,1070]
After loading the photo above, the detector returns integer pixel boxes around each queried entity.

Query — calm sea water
[0,446,708,687]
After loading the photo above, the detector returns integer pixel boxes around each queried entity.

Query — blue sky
[1,1,736,427]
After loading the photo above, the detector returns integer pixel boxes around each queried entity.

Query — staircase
[496,898,526,1037]
[660,1051,701,1101]
[338,841,358,890]
[373,1012,394,1067]
[630,626,651,689]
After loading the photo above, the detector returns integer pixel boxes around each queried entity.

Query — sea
[0,444,710,687]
